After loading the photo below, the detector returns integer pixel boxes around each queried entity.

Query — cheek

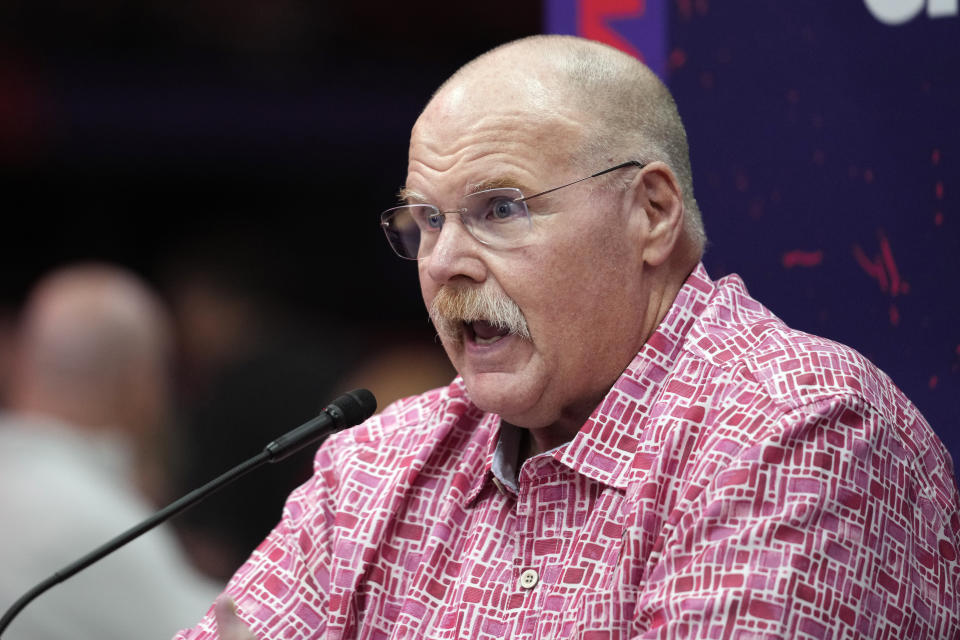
[418,267,437,307]
[529,241,614,301]
[506,261,588,350]
[523,240,637,340]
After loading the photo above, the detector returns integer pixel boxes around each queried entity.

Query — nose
[422,214,487,285]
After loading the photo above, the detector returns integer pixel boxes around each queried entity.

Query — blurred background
[0,0,534,586]
[0,0,956,597]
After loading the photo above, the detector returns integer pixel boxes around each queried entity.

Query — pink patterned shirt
[176,264,960,639]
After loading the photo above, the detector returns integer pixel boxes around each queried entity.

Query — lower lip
[464,330,518,357]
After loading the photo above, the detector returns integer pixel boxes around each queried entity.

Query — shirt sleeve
[172,444,340,640]
[631,394,960,639]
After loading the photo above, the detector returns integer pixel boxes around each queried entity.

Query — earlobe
[634,162,685,267]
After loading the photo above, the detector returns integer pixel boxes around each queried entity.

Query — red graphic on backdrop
[853,231,907,296]
[669,48,687,70]
[676,0,709,21]
[932,149,944,226]
[579,0,645,59]
[852,230,909,327]
[782,249,823,268]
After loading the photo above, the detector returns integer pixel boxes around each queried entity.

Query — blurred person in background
[0,262,222,640]
[0,309,15,408]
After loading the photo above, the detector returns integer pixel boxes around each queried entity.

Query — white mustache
[429,285,531,341]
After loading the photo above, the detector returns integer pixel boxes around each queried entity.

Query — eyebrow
[466,176,529,195]
[397,187,427,205]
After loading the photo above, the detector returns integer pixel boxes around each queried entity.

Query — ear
[629,161,685,267]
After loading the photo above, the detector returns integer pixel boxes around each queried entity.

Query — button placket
[514,457,539,597]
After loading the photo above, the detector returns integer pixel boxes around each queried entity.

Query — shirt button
[519,569,539,589]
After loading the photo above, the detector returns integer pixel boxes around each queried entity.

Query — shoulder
[313,379,492,487]
[686,273,908,417]
[323,380,478,450]
[272,379,495,550]
[666,272,953,489]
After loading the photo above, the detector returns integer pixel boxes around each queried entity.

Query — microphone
[0,388,377,637]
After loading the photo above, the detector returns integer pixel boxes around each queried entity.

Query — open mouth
[465,319,511,345]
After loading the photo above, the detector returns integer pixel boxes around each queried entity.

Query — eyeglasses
[380,160,645,260]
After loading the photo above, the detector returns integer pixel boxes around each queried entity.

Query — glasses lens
[381,189,531,260]
[381,205,438,259]
[462,188,530,247]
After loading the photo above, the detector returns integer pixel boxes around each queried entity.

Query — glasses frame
[380,160,646,260]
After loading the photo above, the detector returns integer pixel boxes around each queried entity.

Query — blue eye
[427,212,444,229]
[489,198,523,221]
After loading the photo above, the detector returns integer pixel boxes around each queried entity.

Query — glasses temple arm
[517,160,646,203]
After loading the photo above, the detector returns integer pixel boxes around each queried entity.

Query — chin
[462,372,550,428]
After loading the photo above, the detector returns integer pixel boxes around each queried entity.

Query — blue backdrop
[547,0,959,466]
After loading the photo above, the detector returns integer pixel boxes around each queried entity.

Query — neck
[521,391,605,458]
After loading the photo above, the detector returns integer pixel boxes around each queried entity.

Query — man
[0,263,222,639]
[182,35,960,639]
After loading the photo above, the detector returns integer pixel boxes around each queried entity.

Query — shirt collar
[463,411,507,504]
[491,422,524,494]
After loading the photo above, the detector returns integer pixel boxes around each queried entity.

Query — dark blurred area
[0,0,542,320]
[0,1,539,582]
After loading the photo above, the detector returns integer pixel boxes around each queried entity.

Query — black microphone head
[329,388,377,427]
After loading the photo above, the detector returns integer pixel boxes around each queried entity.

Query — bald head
[428,34,705,255]
[9,263,172,435]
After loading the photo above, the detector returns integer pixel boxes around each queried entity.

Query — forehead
[404,73,586,202]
